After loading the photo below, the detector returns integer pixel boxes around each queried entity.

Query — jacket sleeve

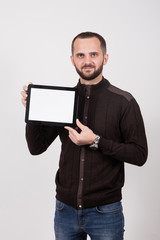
[26,124,58,155]
[98,98,148,166]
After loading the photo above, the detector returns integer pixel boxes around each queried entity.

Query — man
[21,32,148,240]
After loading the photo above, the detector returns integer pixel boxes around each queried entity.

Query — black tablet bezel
[25,84,79,127]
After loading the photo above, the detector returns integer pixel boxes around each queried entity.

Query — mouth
[83,67,93,70]
[82,66,95,71]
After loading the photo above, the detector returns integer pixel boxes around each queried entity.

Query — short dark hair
[71,32,107,55]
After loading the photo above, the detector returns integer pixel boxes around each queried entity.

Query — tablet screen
[25,84,79,126]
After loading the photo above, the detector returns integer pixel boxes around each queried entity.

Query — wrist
[89,135,100,150]
[90,134,96,145]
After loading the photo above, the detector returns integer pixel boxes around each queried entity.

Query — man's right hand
[21,83,32,107]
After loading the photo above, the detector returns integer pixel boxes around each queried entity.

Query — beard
[74,61,104,81]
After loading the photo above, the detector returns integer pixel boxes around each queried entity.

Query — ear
[70,56,75,66]
[103,54,109,65]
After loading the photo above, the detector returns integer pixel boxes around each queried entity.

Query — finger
[65,126,80,139]
[68,133,77,143]
[22,86,28,94]
[64,127,76,143]
[28,82,33,87]
[68,130,81,146]
[76,119,85,130]
[65,126,80,132]
[21,91,27,98]
[21,98,27,107]
[64,126,73,132]
[65,127,78,137]
[23,82,33,92]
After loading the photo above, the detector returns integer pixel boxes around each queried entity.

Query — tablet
[25,84,79,126]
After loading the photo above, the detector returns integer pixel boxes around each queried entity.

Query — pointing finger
[76,119,85,130]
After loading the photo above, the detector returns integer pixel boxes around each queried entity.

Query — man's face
[71,37,108,81]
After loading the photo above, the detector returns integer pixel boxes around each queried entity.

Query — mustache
[82,64,95,69]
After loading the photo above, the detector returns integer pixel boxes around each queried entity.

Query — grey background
[0,0,159,239]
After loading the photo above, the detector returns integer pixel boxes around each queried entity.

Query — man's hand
[21,82,32,107]
[65,119,96,146]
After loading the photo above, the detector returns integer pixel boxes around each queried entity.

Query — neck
[80,73,103,85]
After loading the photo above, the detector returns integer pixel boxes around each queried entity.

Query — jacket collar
[76,77,110,91]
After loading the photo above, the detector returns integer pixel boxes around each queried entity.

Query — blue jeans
[54,199,125,240]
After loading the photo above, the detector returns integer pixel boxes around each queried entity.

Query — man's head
[71,32,108,83]
[71,32,107,55]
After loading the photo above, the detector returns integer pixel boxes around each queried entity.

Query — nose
[84,54,92,64]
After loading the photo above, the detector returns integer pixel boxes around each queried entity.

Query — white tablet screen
[25,85,78,126]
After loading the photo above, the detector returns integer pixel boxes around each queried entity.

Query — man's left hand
[65,119,96,146]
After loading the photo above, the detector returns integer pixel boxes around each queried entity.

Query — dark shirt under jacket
[26,78,148,209]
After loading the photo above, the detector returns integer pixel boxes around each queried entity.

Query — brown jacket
[26,78,148,209]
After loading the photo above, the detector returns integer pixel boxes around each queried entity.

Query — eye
[77,53,84,58]
[91,52,98,57]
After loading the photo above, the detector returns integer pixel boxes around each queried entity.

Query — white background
[0,0,160,239]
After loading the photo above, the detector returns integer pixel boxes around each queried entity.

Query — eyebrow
[75,51,100,55]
